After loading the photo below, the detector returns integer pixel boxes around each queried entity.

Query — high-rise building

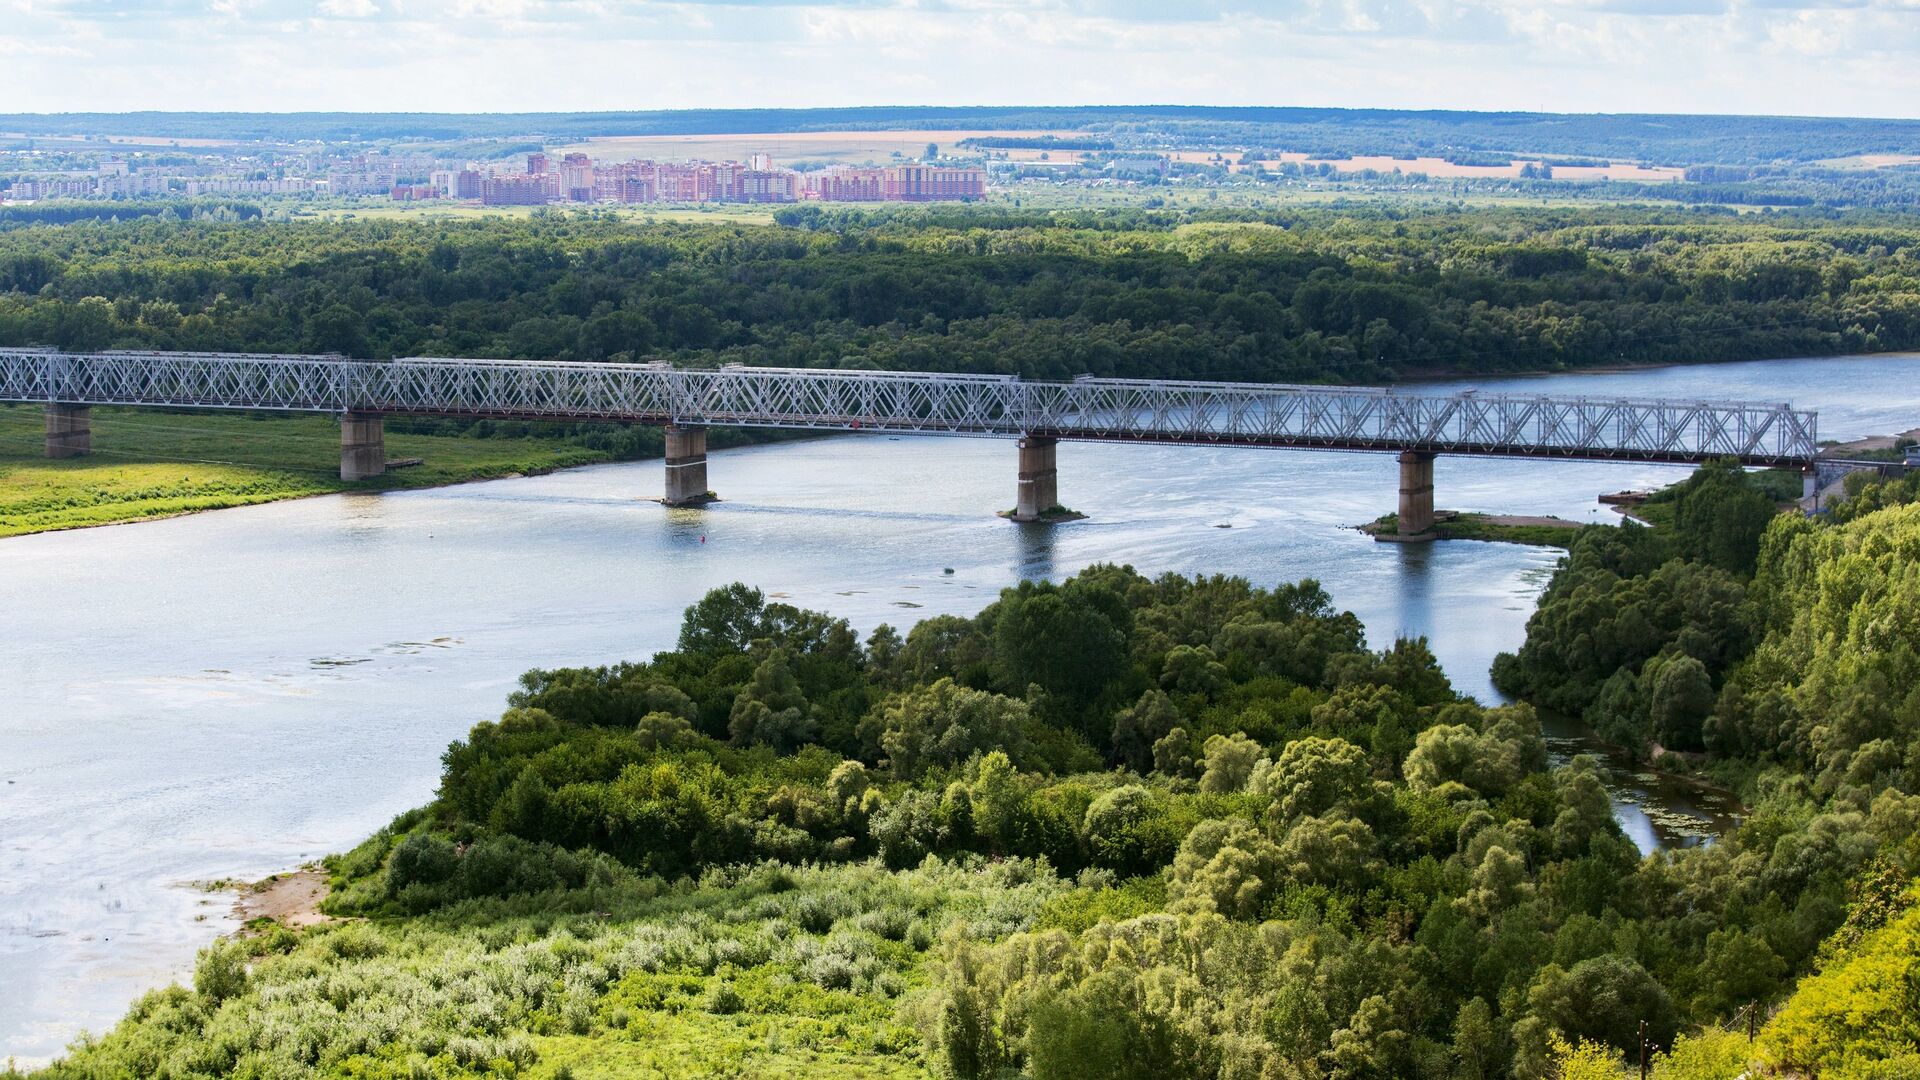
[481,174,549,206]
[882,164,988,201]
[527,153,549,176]
[560,153,594,202]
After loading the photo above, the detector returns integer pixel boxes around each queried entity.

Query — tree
[1670,458,1777,576]
[1329,996,1410,1080]
[1153,726,1198,778]
[990,579,1129,709]
[968,751,1031,854]
[1459,845,1532,920]
[1111,690,1180,772]
[1026,970,1190,1080]
[728,649,815,750]
[1648,654,1715,752]
[635,710,698,750]
[1160,644,1227,696]
[937,940,1009,1080]
[1549,758,1617,857]
[194,940,250,1004]
[1264,735,1371,822]
[1275,812,1379,891]
[1451,998,1501,1080]
[1169,818,1283,919]
[877,678,1030,778]
[1695,927,1786,1017]
[1526,954,1678,1054]
[1198,732,1264,793]
[679,583,767,655]
[1081,785,1176,876]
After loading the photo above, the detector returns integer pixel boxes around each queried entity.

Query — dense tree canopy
[5,206,1920,389]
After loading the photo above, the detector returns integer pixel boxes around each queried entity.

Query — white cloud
[0,0,1913,116]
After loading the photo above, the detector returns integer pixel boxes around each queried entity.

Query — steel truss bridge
[0,349,1819,466]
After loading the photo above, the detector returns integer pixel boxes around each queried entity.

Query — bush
[386,832,458,896]
[193,940,249,1003]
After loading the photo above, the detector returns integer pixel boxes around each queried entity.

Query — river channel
[3,352,1917,1061]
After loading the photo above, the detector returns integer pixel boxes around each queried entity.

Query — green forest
[4,204,1920,385]
[18,462,1920,1079]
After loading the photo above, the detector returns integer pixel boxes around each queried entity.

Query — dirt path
[232,869,332,930]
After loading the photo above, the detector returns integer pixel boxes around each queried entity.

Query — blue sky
[1,0,1915,117]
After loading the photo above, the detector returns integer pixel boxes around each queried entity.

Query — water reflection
[1012,520,1059,581]
[1540,712,1742,855]
[1386,540,1437,637]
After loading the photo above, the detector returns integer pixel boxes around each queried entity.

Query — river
[2,352,1916,1061]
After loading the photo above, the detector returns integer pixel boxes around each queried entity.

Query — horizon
[3,102,1919,123]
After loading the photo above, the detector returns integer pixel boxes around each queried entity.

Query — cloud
[0,0,1914,116]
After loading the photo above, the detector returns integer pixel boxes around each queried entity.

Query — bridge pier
[45,404,91,458]
[663,425,713,506]
[1011,436,1060,522]
[340,412,386,481]
[1393,451,1436,541]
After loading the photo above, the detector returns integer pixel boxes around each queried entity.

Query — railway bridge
[1,349,1820,539]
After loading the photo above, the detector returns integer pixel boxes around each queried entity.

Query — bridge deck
[0,349,1819,467]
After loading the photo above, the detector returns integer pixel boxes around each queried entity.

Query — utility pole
[1747,1002,1759,1042]
[1638,1019,1650,1080]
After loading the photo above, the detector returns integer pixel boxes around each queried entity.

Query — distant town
[0,149,988,205]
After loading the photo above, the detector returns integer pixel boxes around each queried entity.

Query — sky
[0,0,1916,119]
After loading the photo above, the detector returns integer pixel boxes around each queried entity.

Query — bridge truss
[0,349,1819,466]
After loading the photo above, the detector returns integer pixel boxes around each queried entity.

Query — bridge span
[0,348,1819,538]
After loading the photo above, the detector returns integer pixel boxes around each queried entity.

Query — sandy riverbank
[232,869,332,931]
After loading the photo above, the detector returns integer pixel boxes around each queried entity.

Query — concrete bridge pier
[45,404,91,458]
[663,424,713,506]
[1394,450,1437,541]
[340,412,386,481]
[1012,436,1060,522]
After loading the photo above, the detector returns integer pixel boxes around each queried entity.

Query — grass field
[0,405,612,538]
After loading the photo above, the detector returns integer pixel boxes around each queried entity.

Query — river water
[2,352,1916,1061]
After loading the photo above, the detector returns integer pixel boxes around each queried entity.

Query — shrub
[193,940,249,1003]
[386,832,458,896]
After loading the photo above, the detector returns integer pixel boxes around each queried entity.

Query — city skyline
[1,1,1917,120]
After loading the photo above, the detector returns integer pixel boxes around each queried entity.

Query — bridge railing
[0,348,1819,466]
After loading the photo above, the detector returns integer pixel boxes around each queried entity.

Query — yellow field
[1814,153,1920,169]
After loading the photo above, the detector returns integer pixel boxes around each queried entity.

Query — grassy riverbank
[0,405,618,537]
[1362,510,1584,547]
